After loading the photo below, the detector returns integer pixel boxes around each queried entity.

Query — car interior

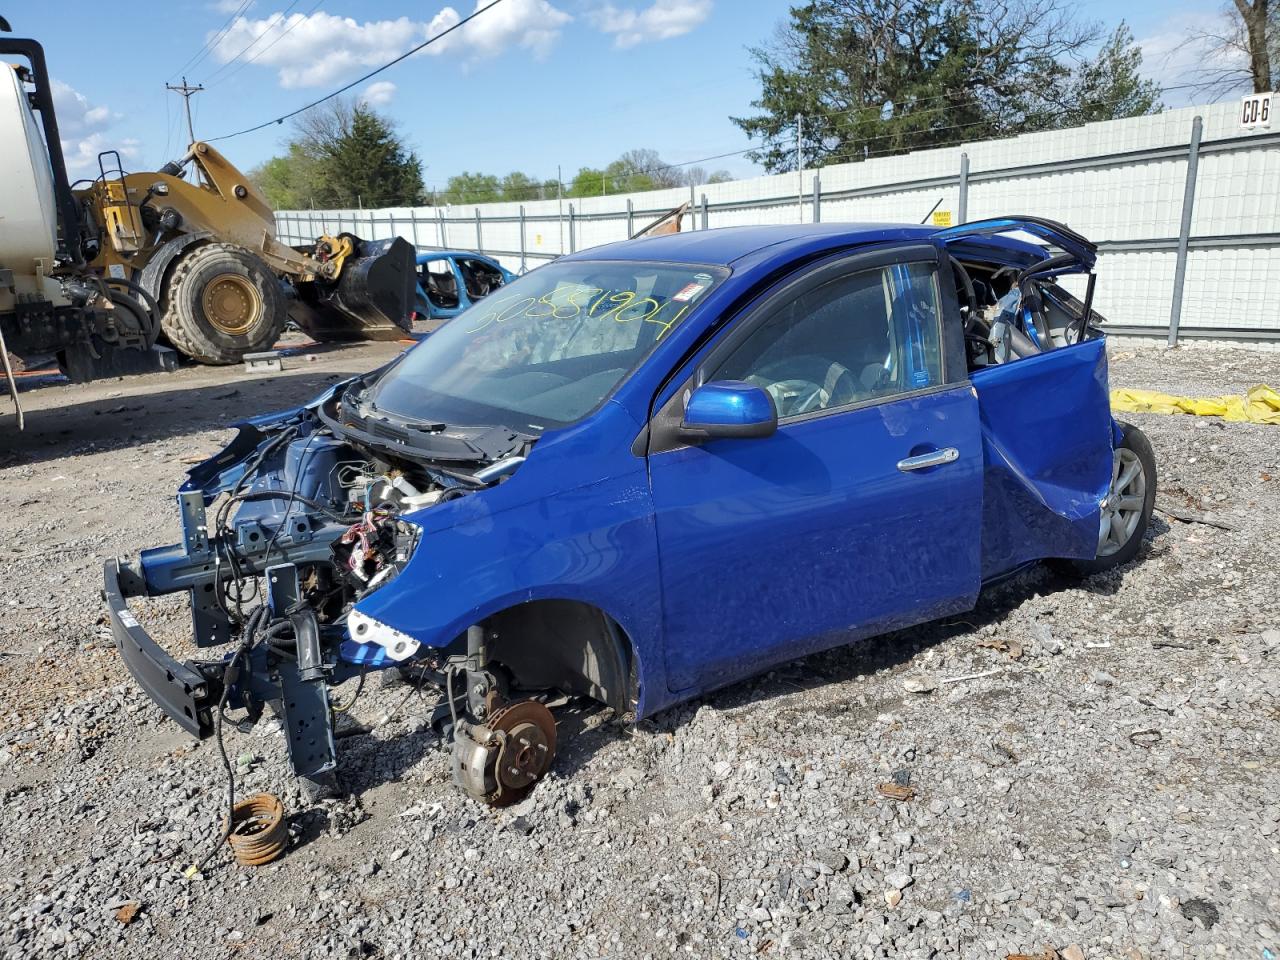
[951,249,1100,372]
[458,258,507,300]
[420,259,460,310]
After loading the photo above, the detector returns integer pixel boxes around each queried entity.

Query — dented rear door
[971,337,1113,579]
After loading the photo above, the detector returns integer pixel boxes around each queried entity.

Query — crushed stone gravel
[0,339,1276,959]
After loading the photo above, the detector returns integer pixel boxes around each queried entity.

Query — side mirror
[678,380,777,442]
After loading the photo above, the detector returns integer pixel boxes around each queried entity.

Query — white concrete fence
[277,100,1280,342]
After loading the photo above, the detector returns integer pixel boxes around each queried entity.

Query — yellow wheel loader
[76,140,417,365]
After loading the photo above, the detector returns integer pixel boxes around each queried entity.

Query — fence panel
[277,100,1280,341]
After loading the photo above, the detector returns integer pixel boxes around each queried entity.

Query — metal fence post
[700,193,709,230]
[958,153,969,224]
[689,185,695,229]
[626,198,634,239]
[568,203,576,253]
[410,208,420,249]
[474,208,483,253]
[1168,116,1203,347]
[437,208,445,248]
[812,170,821,223]
[518,205,527,273]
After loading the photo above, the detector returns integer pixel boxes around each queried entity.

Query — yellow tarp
[1110,384,1280,425]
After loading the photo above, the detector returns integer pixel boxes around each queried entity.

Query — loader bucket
[288,236,416,342]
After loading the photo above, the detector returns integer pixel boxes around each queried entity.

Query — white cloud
[589,0,711,49]
[212,1,572,88]
[1135,11,1251,104]
[360,80,397,107]
[49,80,139,180]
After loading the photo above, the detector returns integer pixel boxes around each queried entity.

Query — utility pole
[795,112,804,223]
[166,77,204,145]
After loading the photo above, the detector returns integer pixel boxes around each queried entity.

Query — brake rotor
[453,699,557,807]
[489,700,557,804]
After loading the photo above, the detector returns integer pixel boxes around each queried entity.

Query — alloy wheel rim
[1097,447,1146,557]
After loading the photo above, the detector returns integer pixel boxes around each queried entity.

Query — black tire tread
[160,242,286,365]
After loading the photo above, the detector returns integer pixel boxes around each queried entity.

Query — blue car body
[105,218,1136,794]
[412,250,515,323]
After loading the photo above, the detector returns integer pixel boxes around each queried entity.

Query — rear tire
[1054,422,1156,576]
[160,242,286,364]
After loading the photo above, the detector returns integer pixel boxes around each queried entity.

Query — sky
[8,0,1253,188]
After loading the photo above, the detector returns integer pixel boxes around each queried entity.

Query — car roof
[415,250,500,263]
[560,223,941,267]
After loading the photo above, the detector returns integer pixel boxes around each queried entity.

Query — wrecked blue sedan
[105,218,1156,804]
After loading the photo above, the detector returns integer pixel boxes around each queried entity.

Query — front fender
[353,465,667,716]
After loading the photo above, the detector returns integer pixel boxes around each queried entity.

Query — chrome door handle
[897,447,959,472]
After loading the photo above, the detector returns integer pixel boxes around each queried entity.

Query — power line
[207,0,507,142]
[169,0,254,81]
[205,0,326,90]
[202,0,304,86]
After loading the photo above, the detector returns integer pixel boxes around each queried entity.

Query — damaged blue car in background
[104,218,1156,804]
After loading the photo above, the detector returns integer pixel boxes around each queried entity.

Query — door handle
[897,447,959,472]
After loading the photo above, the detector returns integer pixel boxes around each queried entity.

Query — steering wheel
[750,357,856,417]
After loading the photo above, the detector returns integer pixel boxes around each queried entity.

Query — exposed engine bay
[104,374,558,807]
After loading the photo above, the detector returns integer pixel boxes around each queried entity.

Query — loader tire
[160,243,286,365]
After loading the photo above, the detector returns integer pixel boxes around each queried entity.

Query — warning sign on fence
[930,210,953,227]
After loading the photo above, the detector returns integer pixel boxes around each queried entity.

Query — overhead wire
[204,0,326,90]
[169,0,255,81]
[206,0,507,142]
[202,0,305,87]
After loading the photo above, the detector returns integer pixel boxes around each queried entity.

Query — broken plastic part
[347,609,420,661]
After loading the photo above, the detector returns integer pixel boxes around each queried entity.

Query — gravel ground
[0,339,1276,960]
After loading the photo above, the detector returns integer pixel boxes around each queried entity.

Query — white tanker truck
[1,21,169,427]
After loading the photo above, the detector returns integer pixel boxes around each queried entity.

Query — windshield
[367,259,725,431]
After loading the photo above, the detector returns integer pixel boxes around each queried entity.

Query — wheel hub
[201,273,261,336]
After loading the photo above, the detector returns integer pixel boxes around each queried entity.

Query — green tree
[249,143,322,209]
[1059,24,1161,128]
[316,106,424,207]
[567,166,607,197]
[441,172,503,204]
[733,0,1161,173]
[249,96,424,208]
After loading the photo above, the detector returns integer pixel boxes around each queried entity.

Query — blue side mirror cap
[679,380,778,441]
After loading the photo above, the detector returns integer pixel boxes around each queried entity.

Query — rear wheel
[161,242,286,364]
[1056,422,1156,576]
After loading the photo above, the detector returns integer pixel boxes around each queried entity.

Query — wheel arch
[482,598,638,715]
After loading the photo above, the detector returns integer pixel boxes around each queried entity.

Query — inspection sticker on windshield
[673,274,713,303]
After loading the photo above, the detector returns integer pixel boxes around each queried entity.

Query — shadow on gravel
[1,370,362,467]
[551,531,1168,780]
